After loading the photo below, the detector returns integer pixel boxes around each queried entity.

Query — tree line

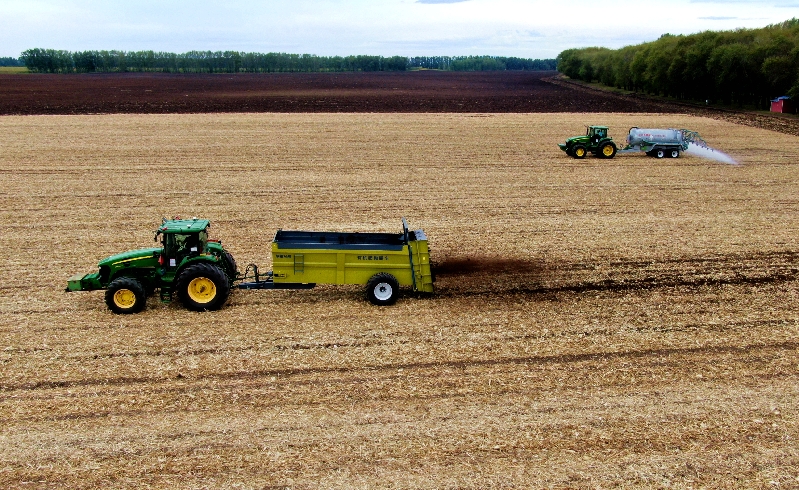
[19,49,555,74]
[409,56,555,71]
[556,18,799,107]
[0,57,24,67]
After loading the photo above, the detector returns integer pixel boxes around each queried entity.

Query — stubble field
[1,112,798,488]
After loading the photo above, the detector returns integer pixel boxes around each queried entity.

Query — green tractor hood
[559,135,588,149]
[97,248,161,269]
[67,248,160,292]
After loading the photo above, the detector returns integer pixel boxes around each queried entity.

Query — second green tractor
[558,125,617,159]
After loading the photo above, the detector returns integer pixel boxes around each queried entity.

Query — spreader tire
[670,149,680,158]
[599,142,617,159]
[105,277,146,314]
[176,263,230,311]
[365,273,400,306]
[572,145,587,159]
[655,149,665,159]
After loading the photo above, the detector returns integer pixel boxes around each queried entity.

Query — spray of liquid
[685,143,738,165]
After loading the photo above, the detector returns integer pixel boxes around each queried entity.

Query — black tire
[176,263,230,311]
[669,149,680,158]
[572,144,587,159]
[365,273,400,306]
[105,277,146,314]
[654,149,665,159]
[599,142,617,159]
[223,251,238,282]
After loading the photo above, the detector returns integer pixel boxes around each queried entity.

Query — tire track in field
[4,317,791,370]
[2,341,796,425]
[3,340,796,394]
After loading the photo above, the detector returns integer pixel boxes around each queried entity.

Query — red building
[771,96,795,113]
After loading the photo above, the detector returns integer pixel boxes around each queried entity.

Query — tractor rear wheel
[176,263,230,311]
[105,277,146,314]
[223,251,238,283]
[572,145,587,159]
[365,273,400,306]
[599,143,617,159]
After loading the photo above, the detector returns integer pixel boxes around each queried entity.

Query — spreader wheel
[670,149,680,158]
[105,277,146,314]
[365,273,400,306]
[655,149,665,159]
[572,145,587,159]
[176,263,230,311]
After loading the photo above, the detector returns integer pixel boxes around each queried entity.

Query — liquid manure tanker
[559,126,712,159]
[621,127,709,159]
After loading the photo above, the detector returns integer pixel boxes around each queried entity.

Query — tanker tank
[626,128,684,147]
[621,127,703,159]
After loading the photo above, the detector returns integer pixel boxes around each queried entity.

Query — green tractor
[66,218,238,314]
[558,125,618,159]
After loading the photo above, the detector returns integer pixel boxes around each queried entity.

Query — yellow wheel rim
[113,289,136,309]
[575,148,585,157]
[187,277,216,303]
[603,146,614,156]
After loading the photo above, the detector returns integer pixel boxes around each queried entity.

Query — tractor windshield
[163,232,206,257]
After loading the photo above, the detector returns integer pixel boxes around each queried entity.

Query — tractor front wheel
[105,277,147,314]
[365,273,400,306]
[572,145,587,159]
[176,263,231,311]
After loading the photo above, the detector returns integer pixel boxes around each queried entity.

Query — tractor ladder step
[159,286,173,303]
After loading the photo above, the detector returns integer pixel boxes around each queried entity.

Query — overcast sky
[1,0,796,59]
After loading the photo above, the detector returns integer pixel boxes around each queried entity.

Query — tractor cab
[587,126,608,144]
[155,218,210,268]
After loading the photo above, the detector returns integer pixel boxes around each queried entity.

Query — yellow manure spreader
[238,218,433,306]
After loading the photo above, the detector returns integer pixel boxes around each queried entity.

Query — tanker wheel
[655,149,665,159]
[572,145,587,159]
[670,149,680,158]
[365,273,400,306]
[105,277,147,314]
[599,143,617,159]
[176,263,230,311]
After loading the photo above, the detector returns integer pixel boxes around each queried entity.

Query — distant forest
[0,57,24,67]
[17,49,556,74]
[556,18,799,107]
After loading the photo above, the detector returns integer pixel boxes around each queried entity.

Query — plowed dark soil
[4,70,797,137]
[0,70,669,115]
